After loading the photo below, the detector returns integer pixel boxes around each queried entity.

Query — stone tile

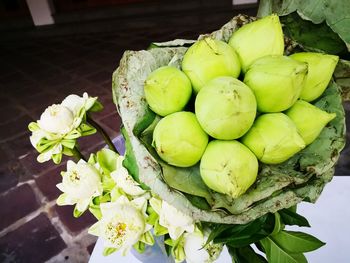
[77,132,104,154]
[98,113,122,135]
[0,165,19,194]
[0,105,26,125]
[54,205,97,234]
[85,70,111,85]
[0,184,40,231]
[0,213,67,263]
[19,152,55,177]
[0,115,34,141]
[6,133,33,158]
[35,163,66,201]
[87,242,96,255]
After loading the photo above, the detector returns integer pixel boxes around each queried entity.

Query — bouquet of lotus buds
[29,0,350,262]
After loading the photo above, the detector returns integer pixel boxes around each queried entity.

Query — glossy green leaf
[260,237,307,263]
[279,208,310,227]
[271,213,284,236]
[89,100,104,112]
[272,230,325,253]
[96,148,119,175]
[228,245,267,263]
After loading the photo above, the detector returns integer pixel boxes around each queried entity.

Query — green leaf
[133,241,146,253]
[103,247,117,256]
[272,230,325,253]
[89,203,102,220]
[260,237,307,263]
[79,123,96,136]
[258,0,350,52]
[154,220,168,236]
[61,139,76,149]
[214,214,275,248]
[160,163,214,204]
[228,245,267,263]
[271,213,284,236]
[279,209,310,227]
[73,206,84,218]
[89,100,104,112]
[52,153,62,164]
[334,59,350,101]
[28,122,39,132]
[97,148,119,175]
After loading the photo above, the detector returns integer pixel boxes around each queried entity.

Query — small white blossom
[38,104,74,135]
[62,92,97,116]
[150,197,195,240]
[184,229,223,263]
[89,195,151,255]
[57,159,103,212]
[111,156,146,196]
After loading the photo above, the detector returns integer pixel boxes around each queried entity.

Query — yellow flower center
[69,170,80,183]
[106,222,128,247]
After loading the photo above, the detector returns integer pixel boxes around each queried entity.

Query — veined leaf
[258,0,350,52]
[279,208,310,227]
[260,237,307,263]
[271,230,325,253]
[228,245,267,263]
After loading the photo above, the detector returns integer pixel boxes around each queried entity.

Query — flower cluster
[28,93,102,164]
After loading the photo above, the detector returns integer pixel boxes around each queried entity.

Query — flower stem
[87,115,119,154]
[72,147,86,162]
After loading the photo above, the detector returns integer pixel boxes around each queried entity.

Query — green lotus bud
[244,56,308,112]
[286,100,336,145]
[182,38,241,93]
[153,112,208,167]
[228,14,284,72]
[195,77,256,140]
[200,140,258,198]
[241,113,306,164]
[290,52,339,102]
[144,66,192,116]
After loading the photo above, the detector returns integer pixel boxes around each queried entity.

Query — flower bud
[184,229,223,263]
[182,38,241,93]
[144,66,192,116]
[286,100,336,145]
[290,52,339,101]
[200,140,258,198]
[229,14,284,72]
[38,104,74,134]
[153,112,208,167]
[195,77,256,140]
[241,113,306,164]
[244,56,308,112]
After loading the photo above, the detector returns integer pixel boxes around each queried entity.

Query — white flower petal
[76,198,90,212]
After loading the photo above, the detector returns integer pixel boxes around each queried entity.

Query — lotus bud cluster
[144,14,339,200]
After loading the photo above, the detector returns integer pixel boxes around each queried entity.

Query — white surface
[26,0,54,26]
[232,0,258,5]
[90,177,350,262]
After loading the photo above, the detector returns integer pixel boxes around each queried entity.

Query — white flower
[111,156,146,196]
[150,197,195,240]
[38,104,74,135]
[89,195,151,255]
[57,159,103,212]
[184,229,223,263]
[62,92,96,116]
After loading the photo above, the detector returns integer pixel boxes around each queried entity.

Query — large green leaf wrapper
[112,15,346,224]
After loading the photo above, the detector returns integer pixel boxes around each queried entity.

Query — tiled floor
[0,5,349,263]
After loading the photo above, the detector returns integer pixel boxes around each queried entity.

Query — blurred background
[0,0,349,262]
